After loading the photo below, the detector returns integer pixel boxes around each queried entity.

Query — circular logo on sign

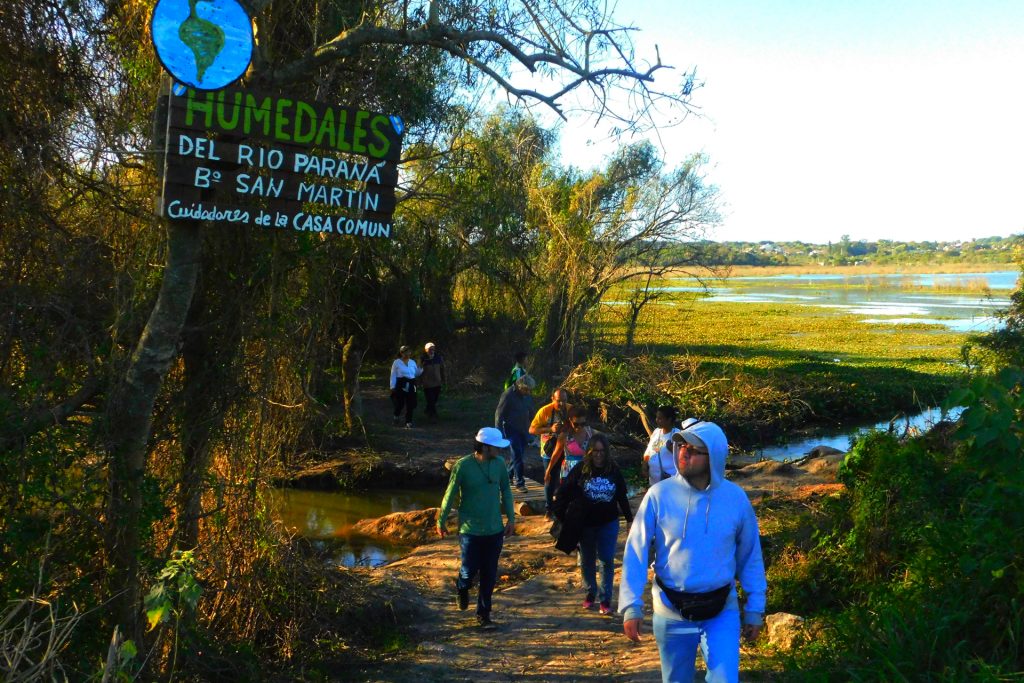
[150,0,254,91]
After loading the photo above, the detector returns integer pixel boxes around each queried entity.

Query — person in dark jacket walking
[494,375,535,492]
[552,432,633,615]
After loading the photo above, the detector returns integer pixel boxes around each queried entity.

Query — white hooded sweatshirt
[618,421,767,625]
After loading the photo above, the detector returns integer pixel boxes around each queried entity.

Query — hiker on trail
[495,375,535,492]
[551,432,633,615]
[529,388,572,518]
[420,342,446,422]
[619,420,767,683]
[389,345,421,428]
[437,427,516,629]
[642,409,700,487]
[545,405,593,487]
[503,351,529,390]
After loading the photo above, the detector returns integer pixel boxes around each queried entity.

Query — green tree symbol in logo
[179,0,225,83]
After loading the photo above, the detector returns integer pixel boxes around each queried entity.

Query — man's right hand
[436,525,447,538]
[623,618,642,642]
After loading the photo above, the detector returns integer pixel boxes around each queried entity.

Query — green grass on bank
[583,291,973,446]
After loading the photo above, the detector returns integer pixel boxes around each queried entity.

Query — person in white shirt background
[389,345,422,427]
[642,407,698,487]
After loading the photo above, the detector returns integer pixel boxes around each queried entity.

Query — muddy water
[272,487,442,568]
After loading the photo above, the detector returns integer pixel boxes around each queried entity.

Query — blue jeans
[541,455,557,511]
[504,427,527,486]
[577,520,619,604]
[652,609,741,683]
[457,532,504,617]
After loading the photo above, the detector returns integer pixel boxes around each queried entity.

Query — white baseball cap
[424,342,436,351]
[475,427,510,448]
[677,429,708,451]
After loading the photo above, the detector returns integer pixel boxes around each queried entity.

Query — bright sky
[554,0,1024,244]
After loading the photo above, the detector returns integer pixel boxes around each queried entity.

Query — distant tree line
[667,234,1020,267]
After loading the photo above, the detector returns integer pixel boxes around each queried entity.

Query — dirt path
[358,515,667,683]
[338,375,840,681]
[361,381,529,470]
[354,510,794,682]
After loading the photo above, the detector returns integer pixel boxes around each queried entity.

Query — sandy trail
[343,377,837,681]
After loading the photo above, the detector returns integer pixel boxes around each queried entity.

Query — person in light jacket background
[389,345,421,428]
[619,420,766,683]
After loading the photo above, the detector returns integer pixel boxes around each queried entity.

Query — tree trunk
[624,303,641,351]
[105,218,202,639]
[176,321,216,551]
[340,335,363,431]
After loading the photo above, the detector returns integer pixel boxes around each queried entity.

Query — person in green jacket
[437,427,517,628]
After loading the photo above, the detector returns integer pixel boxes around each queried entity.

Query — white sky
[548,0,1024,244]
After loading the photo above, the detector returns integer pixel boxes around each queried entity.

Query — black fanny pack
[655,577,731,621]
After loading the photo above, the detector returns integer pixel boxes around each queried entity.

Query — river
[751,405,964,459]
[271,487,442,568]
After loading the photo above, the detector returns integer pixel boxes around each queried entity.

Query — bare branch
[263,2,691,133]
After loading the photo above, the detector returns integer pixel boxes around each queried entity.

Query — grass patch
[585,294,967,445]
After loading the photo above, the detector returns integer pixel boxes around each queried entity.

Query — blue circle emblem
[151,0,253,91]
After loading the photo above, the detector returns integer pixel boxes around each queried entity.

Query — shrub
[786,368,1024,679]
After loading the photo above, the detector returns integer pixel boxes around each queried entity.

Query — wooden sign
[159,86,405,239]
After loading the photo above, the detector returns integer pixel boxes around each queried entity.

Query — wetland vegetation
[580,266,1016,449]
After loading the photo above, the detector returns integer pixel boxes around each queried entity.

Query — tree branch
[1,376,102,451]
[266,8,686,129]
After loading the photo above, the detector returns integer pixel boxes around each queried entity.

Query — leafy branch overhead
[249,0,697,130]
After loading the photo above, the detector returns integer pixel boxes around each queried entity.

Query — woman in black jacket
[552,432,633,615]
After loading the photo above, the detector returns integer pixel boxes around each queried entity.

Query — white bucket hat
[475,427,510,449]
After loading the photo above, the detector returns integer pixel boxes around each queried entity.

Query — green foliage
[968,256,1024,370]
[783,369,1024,679]
[144,550,202,632]
[101,638,139,683]
[562,351,947,449]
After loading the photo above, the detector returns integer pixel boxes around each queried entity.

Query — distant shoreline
[676,262,1018,278]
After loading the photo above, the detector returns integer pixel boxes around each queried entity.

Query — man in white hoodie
[618,420,766,683]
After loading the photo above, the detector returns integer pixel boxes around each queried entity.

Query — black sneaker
[456,584,469,611]
[477,614,497,629]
